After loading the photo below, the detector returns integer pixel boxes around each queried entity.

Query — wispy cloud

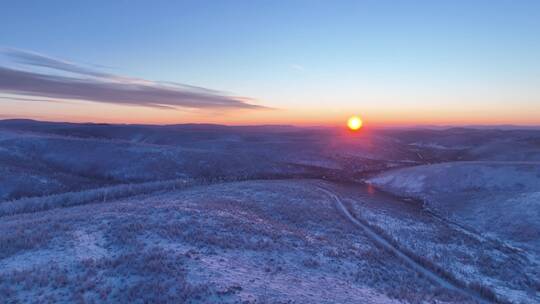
[0,48,266,110]
[0,95,71,104]
[290,64,305,72]
[3,48,114,78]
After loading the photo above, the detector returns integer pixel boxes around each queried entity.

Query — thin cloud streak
[0,49,267,110]
[291,64,305,72]
[3,48,114,78]
[0,95,73,104]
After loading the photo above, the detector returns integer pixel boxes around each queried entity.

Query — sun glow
[347,116,363,131]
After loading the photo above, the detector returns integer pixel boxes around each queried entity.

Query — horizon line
[1,118,540,130]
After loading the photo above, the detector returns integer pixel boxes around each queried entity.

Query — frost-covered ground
[1,120,540,303]
[369,163,540,255]
[328,182,539,303]
[0,120,411,201]
[0,180,474,303]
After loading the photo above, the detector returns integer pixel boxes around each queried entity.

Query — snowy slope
[370,162,540,194]
[369,162,540,253]
[0,180,466,303]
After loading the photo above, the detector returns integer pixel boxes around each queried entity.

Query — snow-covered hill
[0,180,469,303]
[369,162,540,253]
[1,120,539,303]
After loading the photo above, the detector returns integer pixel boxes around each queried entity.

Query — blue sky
[1,0,539,125]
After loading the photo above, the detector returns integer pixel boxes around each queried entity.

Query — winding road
[317,186,495,304]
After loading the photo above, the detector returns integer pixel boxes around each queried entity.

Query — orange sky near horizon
[3,98,540,127]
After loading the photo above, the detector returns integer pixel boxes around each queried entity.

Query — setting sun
[347,116,363,131]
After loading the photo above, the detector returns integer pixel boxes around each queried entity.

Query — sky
[1,0,539,126]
